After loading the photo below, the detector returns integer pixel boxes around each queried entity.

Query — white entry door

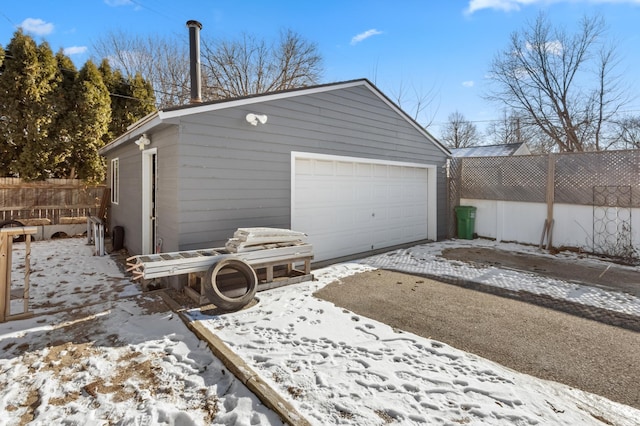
[292,153,436,262]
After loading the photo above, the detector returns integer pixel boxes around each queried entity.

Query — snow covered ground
[362,239,640,317]
[1,237,639,425]
[1,238,281,425]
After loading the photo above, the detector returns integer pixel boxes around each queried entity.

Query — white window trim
[110,158,120,205]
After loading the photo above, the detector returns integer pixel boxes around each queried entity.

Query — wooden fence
[0,178,106,225]
[451,149,640,207]
[448,149,640,258]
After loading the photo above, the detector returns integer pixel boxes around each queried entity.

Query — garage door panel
[336,161,354,176]
[314,160,335,175]
[312,231,370,258]
[374,185,388,199]
[374,164,388,178]
[334,184,354,201]
[296,158,314,174]
[356,163,373,177]
[389,166,404,178]
[388,186,404,202]
[294,156,431,261]
[354,207,374,221]
[404,212,424,223]
[388,207,403,221]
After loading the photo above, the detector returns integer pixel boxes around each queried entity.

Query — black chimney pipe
[187,20,202,104]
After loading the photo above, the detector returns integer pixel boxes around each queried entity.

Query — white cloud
[462,81,475,87]
[20,18,54,36]
[526,40,563,55]
[63,46,88,56]
[466,0,640,15]
[104,0,133,6]
[350,29,383,45]
[465,0,530,14]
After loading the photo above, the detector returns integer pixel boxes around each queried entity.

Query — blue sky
[1,0,639,138]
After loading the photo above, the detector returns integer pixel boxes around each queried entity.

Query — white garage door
[292,153,433,262]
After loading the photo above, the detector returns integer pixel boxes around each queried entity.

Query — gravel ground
[314,269,640,410]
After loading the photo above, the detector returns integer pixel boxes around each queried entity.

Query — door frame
[142,147,157,254]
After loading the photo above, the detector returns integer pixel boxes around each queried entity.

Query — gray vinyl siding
[106,141,143,254]
[175,84,448,251]
[105,126,179,255]
[153,126,180,252]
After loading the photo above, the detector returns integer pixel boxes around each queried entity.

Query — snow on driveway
[1,237,638,425]
[362,239,640,317]
[189,261,639,426]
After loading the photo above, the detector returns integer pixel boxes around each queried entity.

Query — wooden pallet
[127,243,313,305]
[126,228,314,306]
[184,254,313,306]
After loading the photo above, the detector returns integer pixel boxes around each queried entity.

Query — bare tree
[440,111,480,149]
[201,29,322,98]
[485,109,555,153]
[614,115,640,149]
[485,110,524,145]
[486,13,627,152]
[94,28,322,108]
[388,80,440,127]
[94,30,190,108]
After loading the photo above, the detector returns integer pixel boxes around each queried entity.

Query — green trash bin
[455,206,477,239]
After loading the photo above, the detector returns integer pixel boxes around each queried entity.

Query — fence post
[0,227,37,322]
[541,154,556,249]
[0,232,9,322]
[23,235,31,314]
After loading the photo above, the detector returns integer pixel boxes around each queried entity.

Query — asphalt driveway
[314,269,640,409]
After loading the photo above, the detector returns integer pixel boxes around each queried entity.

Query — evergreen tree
[16,39,60,179]
[99,60,156,143]
[0,31,60,179]
[50,50,78,178]
[98,58,116,89]
[99,60,127,143]
[1,31,155,181]
[69,60,111,182]
[127,72,156,126]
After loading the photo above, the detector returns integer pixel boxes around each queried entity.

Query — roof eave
[158,79,370,120]
[99,111,162,155]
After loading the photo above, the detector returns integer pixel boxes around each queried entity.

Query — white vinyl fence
[462,199,640,256]
[450,150,640,260]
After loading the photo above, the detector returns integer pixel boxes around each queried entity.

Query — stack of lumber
[225,227,308,253]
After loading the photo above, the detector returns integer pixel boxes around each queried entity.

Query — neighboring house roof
[449,142,530,157]
[99,78,450,156]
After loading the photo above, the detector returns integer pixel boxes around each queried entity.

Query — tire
[0,220,26,243]
[203,256,257,311]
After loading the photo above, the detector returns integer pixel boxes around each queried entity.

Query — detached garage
[100,79,450,262]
